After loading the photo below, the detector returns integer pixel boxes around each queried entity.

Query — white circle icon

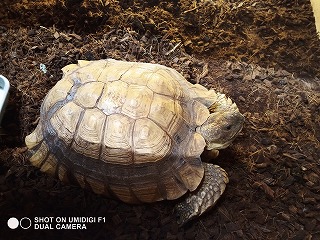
[20,217,32,229]
[7,217,19,229]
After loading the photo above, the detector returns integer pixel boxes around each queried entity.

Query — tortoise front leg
[175,163,229,225]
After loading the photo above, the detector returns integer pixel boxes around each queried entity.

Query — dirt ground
[0,0,320,239]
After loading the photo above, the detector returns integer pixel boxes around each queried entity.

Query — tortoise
[25,59,244,225]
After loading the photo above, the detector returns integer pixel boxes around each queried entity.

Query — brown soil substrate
[0,0,319,239]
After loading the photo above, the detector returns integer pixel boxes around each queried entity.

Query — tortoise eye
[226,125,232,130]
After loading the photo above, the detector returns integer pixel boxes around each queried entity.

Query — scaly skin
[175,163,229,225]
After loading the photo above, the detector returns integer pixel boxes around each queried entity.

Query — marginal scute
[29,142,49,167]
[58,164,68,182]
[109,184,137,203]
[101,147,133,164]
[146,70,177,97]
[191,100,210,126]
[74,172,86,188]
[25,122,43,149]
[50,101,83,145]
[86,177,106,195]
[71,60,107,84]
[97,80,128,115]
[40,154,58,175]
[174,158,204,191]
[154,68,186,99]
[61,63,78,75]
[74,82,105,108]
[131,181,162,202]
[170,116,191,145]
[121,84,153,119]
[77,60,91,67]
[133,118,171,163]
[189,84,219,108]
[120,66,153,85]
[72,109,106,159]
[162,175,188,200]
[42,79,73,113]
[98,59,136,83]
[184,132,206,158]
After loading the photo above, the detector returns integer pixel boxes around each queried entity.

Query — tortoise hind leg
[175,163,229,225]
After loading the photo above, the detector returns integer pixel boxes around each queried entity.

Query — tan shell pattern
[25,59,210,203]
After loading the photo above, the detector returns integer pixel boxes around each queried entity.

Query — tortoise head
[196,94,244,151]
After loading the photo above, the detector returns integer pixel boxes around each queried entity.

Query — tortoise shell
[25,59,211,203]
